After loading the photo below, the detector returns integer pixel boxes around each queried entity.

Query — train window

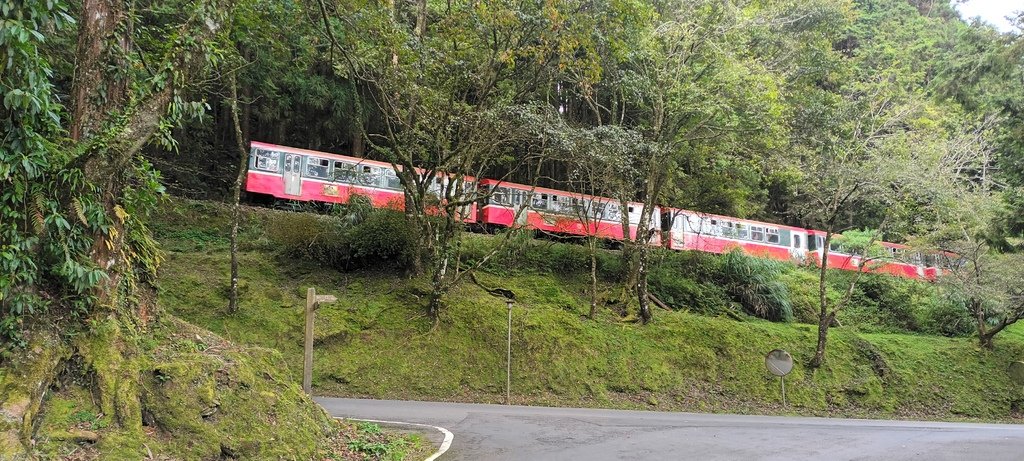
[750,226,764,242]
[766,228,780,244]
[550,195,561,213]
[253,149,281,172]
[462,181,476,199]
[793,234,802,249]
[333,161,356,183]
[305,157,330,179]
[628,206,635,213]
[737,223,749,240]
[491,187,510,206]
[699,218,712,235]
[509,189,524,206]
[384,170,402,190]
[720,221,736,238]
[605,204,621,221]
[532,194,548,210]
[357,165,379,186]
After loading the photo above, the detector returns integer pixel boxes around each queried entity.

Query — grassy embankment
[153,198,1024,422]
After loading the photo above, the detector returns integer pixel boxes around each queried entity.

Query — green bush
[461,233,624,280]
[718,251,794,322]
[778,269,834,324]
[267,207,414,271]
[918,295,975,337]
[267,212,348,262]
[647,249,794,322]
[860,275,920,332]
[346,211,416,269]
[648,271,730,315]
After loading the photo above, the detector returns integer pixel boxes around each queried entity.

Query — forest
[1,0,1023,458]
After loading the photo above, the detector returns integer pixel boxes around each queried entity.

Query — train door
[789,232,807,262]
[283,154,302,196]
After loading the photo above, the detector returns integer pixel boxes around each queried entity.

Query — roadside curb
[336,417,454,461]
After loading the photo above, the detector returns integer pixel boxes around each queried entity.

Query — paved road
[316,397,1024,460]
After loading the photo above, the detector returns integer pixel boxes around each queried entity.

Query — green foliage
[0,0,111,346]
[648,251,730,315]
[267,205,415,271]
[917,297,975,338]
[718,251,794,322]
[648,250,794,322]
[778,269,836,324]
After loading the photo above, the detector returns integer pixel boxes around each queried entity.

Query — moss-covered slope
[158,244,1024,422]
[149,198,1024,422]
[20,315,338,460]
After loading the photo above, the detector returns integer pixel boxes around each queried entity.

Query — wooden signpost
[303,287,338,395]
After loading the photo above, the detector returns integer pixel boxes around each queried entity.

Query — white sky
[954,0,1020,32]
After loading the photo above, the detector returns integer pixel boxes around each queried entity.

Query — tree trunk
[811,311,833,367]
[589,236,598,319]
[351,126,365,156]
[227,73,248,314]
[980,332,995,350]
[636,240,652,324]
[71,0,129,141]
[415,0,427,39]
[809,231,834,368]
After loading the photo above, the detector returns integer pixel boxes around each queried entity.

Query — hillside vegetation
[154,199,1024,421]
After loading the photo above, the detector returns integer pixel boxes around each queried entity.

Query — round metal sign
[765,349,794,377]
[1009,361,1024,385]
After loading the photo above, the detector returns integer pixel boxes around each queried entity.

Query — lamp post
[506,298,513,405]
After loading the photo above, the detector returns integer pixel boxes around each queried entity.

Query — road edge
[336,417,454,461]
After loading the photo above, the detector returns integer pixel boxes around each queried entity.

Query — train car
[478,179,661,245]
[244,142,952,281]
[661,208,808,263]
[921,250,961,280]
[245,141,477,222]
[805,231,930,280]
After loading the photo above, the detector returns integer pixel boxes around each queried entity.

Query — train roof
[662,207,807,232]
[251,141,396,169]
[478,178,649,208]
[250,141,477,181]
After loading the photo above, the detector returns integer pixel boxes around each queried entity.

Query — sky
[954,0,1020,32]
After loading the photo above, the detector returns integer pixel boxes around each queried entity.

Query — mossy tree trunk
[810,231,834,368]
[588,235,599,319]
[1,0,232,455]
[228,72,249,314]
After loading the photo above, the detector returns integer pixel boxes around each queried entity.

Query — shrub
[860,275,920,332]
[266,212,348,262]
[778,269,834,324]
[918,294,975,337]
[718,250,794,322]
[266,207,414,271]
[346,211,416,268]
[648,271,730,315]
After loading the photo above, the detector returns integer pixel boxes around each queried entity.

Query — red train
[245,141,950,280]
